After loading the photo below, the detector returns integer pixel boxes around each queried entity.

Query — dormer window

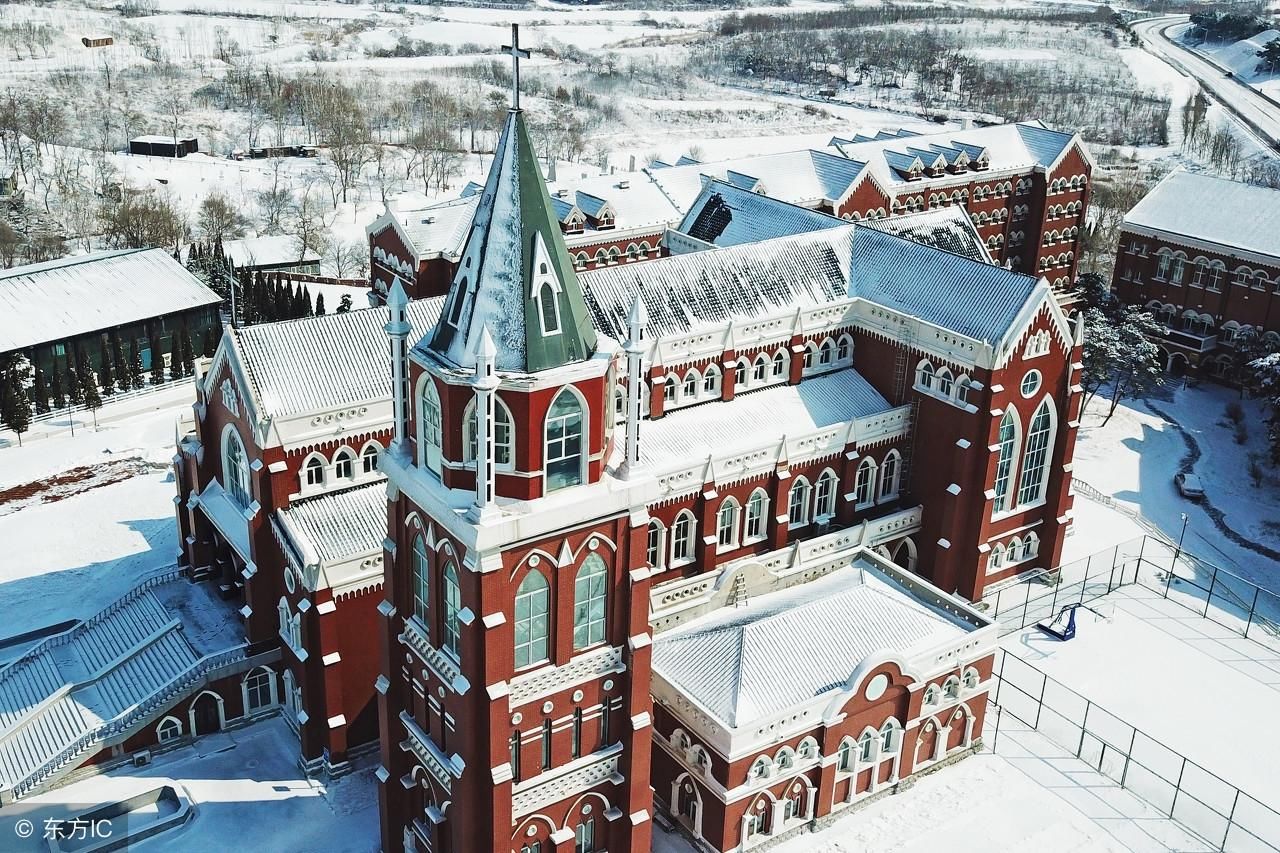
[532,236,562,336]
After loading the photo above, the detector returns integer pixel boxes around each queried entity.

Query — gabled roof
[233,298,443,420]
[426,109,597,374]
[580,224,1034,345]
[0,249,222,354]
[861,206,991,263]
[1122,170,1280,261]
[1015,122,1075,169]
[396,196,480,262]
[221,235,319,269]
[652,566,967,728]
[647,149,866,213]
[278,482,386,566]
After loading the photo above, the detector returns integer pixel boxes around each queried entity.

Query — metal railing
[989,649,1280,851]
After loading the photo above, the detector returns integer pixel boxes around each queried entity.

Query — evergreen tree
[180,329,195,377]
[201,326,218,358]
[150,335,166,385]
[315,292,326,315]
[305,286,315,317]
[82,374,102,428]
[98,339,115,397]
[291,282,305,318]
[111,331,129,394]
[128,339,144,389]
[31,363,49,415]
[169,334,184,379]
[66,354,82,405]
[50,360,65,409]
[273,276,288,319]
[1,356,32,445]
[336,294,353,314]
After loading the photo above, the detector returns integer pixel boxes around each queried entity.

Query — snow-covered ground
[0,716,379,853]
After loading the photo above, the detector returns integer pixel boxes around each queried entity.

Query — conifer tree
[305,286,315,317]
[98,339,115,397]
[66,354,83,405]
[111,331,129,394]
[169,334,184,379]
[128,339,144,389]
[181,329,195,377]
[32,363,49,415]
[201,327,218,358]
[1,356,33,445]
[50,360,65,409]
[315,292,326,316]
[82,374,102,428]
[150,335,166,385]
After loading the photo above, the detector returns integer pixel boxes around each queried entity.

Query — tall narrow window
[510,731,521,781]
[419,379,443,477]
[540,282,560,334]
[304,456,324,487]
[333,449,355,480]
[514,572,550,669]
[992,410,1018,513]
[788,478,810,526]
[541,719,553,771]
[574,819,594,853]
[744,490,767,541]
[465,399,514,468]
[854,459,876,507]
[717,498,739,547]
[572,708,583,759]
[223,428,250,507]
[600,701,611,747]
[672,511,695,563]
[753,356,768,383]
[361,444,380,473]
[880,451,900,500]
[646,520,664,569]
[772,351,787,377]
[412,534,430,623]
[443,562,461,658]
[546,390,585,491]
[815,471,837,518]
[573,555,607,649]
[1016,400,1054,506]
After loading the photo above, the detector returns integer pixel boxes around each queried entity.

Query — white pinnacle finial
[475,323,498,362]
[387,277,408,311]
[628,294,647,331]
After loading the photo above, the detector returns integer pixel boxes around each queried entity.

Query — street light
[1167,512,1190,595]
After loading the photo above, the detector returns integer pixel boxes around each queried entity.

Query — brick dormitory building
[1110,170,1280,378]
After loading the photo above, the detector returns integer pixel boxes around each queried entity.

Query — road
[1132,15,1280,156]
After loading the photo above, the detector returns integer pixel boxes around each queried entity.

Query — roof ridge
[0,248,145,280]
[854,221,1037,283]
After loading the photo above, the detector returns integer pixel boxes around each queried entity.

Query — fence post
[1245,587,1260,640]
[1204,565,1219,618]
[1077,700,1090,759]
[1022,581,1032,631]
[1170,758,1186,818]
[1224,789,1240,851]
[1034,671,1047,730]
[1120,727,1137,788]
[1049,573,1061,622]
[1136,535,1147,587]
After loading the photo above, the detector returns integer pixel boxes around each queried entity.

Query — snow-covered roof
[397,196,480,261]
[673,180,990,263]
[651,564,969,728]
[643,369,889,466]
[581,224,1035,345]
[648,149,864,213]
[0,249,222,354]
[278,482,386,566]
[1122,170,1280,261]
[131,134,195,145]
[221,235,319,269]
[233,298,442,419]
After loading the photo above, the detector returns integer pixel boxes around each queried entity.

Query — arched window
[442,562,461,658]
[464,398,516,469]
[1025,531,1040,558]
[955,376,972,404]
[944,675,960,699]
[803,343,817,371]
[917,360,934,390]
[419,378,443,477]
[935,367,953,397]
[775,747,795,769]
[772,350,787,378]
[880,720,900,753]
[744,489,768,541]
[412,534,430,622]
[797,737,818,760]
[683,370,699,400]
[814,470,838,519]
[245,667,274,711]
[989,543,1005,571]
[304,455,324,487]
[854,458,876,507]
[992,409,1019,513]
[672,511,696,564]
[963,667,980,690]
[664,376,677,405]
[788,477,810,527]
[361,443,381,474]
[924,684,940,705]
[752,354,768,383]
[1008,537,1022,563]
[837,335,852,362]
[750,756,771,780]
[539,282,560,334]
[333,449,355,480]
[879,450,901,500]
[222,427,250,507]
[157,716,183,743]
[703,365,721,396]
[1016,399,1054,506]
[858,730,875,762]
[734,359,748,387]
[545,389,585,492]
[514,572,550,669]
[647,520,665,570]
[819,339,835,366]
[717,498,740,548]
[837,738,855,772]
[573,555,608,649]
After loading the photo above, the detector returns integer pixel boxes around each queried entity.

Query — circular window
[865,673,889,701]
[1020,370,1042,398]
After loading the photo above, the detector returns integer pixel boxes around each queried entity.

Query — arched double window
[788,477,811,527]
[646,520,665,570]
[703,365,722,397]
[717,498,740,548]
[1016,399,1054,506]
[222,427,251,507]
[672,511,696,564]
[854,458,877,507]
[992,409,1019,513]
[683,370,700,400]
[333,448,355,480]
[545,389,585,492]
[442,562,461,658]
[815,470,838,519]
[744,489,768,541]
[464,398,515,469]
[880,719,901,753]
[917,360,935,390]
[412,534,430,623]
[514,572,550,669]
[858,730,875,762]
[772,350,788,379]
[879,450,901,501]
[837,738,855,772]
[304,455,325,488]
[361,442,381,474]
[573,555,607,649]
[419,378,443,477]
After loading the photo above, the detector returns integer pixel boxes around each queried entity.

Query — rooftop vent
[421,216,435,225]
[617,179,631,190]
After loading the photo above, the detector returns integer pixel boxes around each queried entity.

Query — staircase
[0,574,253,804]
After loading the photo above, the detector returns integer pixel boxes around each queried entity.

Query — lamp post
[1167,512,1189,595]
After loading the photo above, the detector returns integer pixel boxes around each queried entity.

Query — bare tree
[199,190,249,242]
[286,186,333,261]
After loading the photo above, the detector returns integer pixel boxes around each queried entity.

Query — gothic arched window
[514,572,550,669]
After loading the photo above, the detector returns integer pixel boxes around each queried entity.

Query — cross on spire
[501,24,531,112]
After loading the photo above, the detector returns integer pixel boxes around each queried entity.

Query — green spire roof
[426,110,597,374]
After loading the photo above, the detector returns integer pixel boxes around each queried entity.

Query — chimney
[629,154,636,172]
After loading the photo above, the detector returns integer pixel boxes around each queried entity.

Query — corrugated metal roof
[0,249,222,353]
[652,566,967,727]
[399,196,479,260]
[1015,123,1074,168]
[221,235,318,269]
[643,369,889,464]
[1123,170,1280,260]
[862,207,991,263]
[234,297,442,419]
[675,180,844,248]
[279,482,386,565]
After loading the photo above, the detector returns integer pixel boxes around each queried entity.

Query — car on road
[1175,472,1205,500]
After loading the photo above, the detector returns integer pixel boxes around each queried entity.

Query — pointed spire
[387,276,409,312]
[1073,311,1084,348]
